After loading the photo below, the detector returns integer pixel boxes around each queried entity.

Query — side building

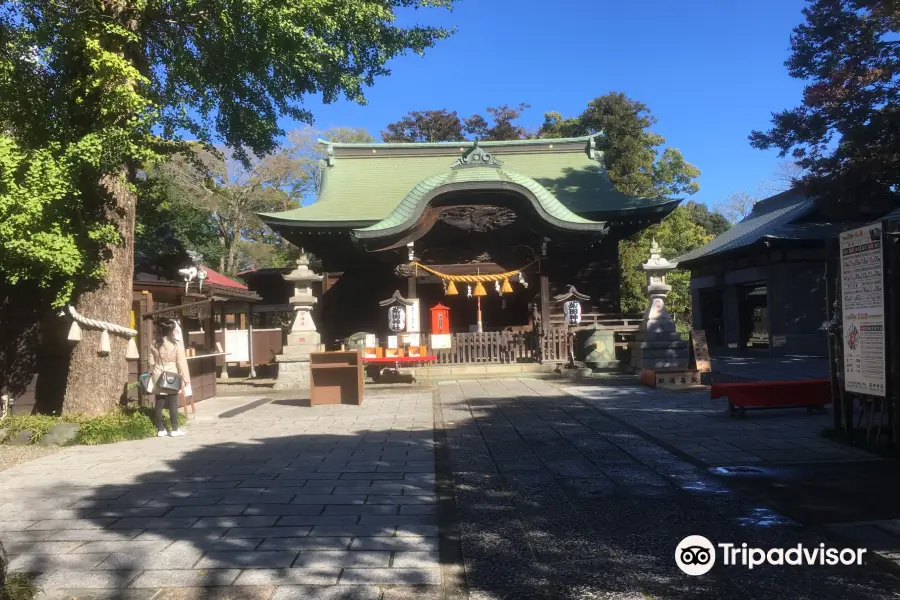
[677,188,879,357]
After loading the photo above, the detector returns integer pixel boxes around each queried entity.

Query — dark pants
[154,394,180,432]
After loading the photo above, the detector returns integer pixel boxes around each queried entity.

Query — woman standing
[147,318,190,437]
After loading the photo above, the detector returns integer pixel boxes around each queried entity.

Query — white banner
[224,329,249,363]
[406,299,421,333]
[840,223,886,397]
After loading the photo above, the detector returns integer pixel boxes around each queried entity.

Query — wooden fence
[422,329,570,365]
[548,313,643,350]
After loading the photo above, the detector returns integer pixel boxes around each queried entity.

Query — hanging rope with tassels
[409,260,538,283]
[65,305,140,359]
[408,260,537,297]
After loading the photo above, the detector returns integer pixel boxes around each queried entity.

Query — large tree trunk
[62,173,136,415]
[226,229,239,274]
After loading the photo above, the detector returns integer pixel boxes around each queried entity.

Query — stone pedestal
[273,252,322,390]
[629,241,689,371]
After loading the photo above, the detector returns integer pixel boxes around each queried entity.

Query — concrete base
[586,360,623,372]
[630,340,689,369]
[274,355,311,390]
[640,368,704,390]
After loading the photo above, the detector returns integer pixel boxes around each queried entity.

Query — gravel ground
[0,445,62,471]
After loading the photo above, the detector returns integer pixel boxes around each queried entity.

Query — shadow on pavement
[5,380,900,600]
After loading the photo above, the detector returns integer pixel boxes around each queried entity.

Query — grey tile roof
[676,189,814,266]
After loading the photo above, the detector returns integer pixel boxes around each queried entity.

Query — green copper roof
[259,136,674,231]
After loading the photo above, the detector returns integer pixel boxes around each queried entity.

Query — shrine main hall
[258,135,679,352]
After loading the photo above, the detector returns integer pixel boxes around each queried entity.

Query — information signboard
[839,223,886,397]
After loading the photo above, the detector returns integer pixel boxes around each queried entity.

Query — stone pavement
[2,377,899,600]
[0,389,440,600]
[566,382,875,465]
[825,519,900,573]
[437,378,900,599]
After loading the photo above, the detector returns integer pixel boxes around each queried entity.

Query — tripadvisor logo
[675,536,867,576]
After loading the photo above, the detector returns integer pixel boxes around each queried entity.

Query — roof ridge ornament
[450,139,502,169]
[318,138,335,166]
[552,285,590,302]
[378,290,415,307]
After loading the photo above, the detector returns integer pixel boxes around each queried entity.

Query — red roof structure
[201,265,248,290]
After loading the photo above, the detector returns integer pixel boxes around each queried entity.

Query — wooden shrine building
[259,136,679,357]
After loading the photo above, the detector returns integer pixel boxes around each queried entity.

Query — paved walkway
[438,378,899,599]
[1,378,898,600]
[0,390,438,599]
[826,519,900,572]
[566,382,874,465]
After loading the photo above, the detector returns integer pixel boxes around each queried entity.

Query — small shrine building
[258,136,679,355]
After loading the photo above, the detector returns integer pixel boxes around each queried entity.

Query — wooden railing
[547,313,643,349]
[421,329,570,364]
[548,312,643,330]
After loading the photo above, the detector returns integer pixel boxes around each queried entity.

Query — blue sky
[281,0,809,211]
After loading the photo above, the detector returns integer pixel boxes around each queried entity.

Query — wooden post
[219,305,229,379]
[825,238,841,432]
[476,296,483,334]
[883,218,899,452]
[248,304,256,378]
[540,275,550,333]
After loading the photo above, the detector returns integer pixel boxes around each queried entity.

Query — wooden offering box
[309,351,364,406]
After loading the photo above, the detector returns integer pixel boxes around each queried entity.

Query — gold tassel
[126,337,140,360]
[98,330,111,355]
[473,281,487,297]
[501,278,513,294]
[446,280,458,295]
[67,321,82,342]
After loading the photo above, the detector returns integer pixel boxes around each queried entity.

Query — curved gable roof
[353,166,604,239]
[259,136,676,229]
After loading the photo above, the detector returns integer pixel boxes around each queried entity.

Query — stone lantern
[629,240,689,370]
[274,251,323,390]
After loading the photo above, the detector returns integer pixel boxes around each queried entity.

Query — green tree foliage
[154,147,301,275]
[0,0,455,414]
[136,126,375,274]
[749,0,900,213]
[619,206,715,327]
[539,93,712,321]
[464,103,531,141]
[685,201,730,236]
[539,92,700,197]
[382,110,466,142]
[382,104,530,142]
[0,0,454,304]
[135,169,225,271]
[0,139,85,304]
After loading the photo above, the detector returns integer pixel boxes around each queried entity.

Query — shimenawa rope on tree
[66,305,140,359]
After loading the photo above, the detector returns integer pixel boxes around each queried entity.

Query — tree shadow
[2,381,900,599]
